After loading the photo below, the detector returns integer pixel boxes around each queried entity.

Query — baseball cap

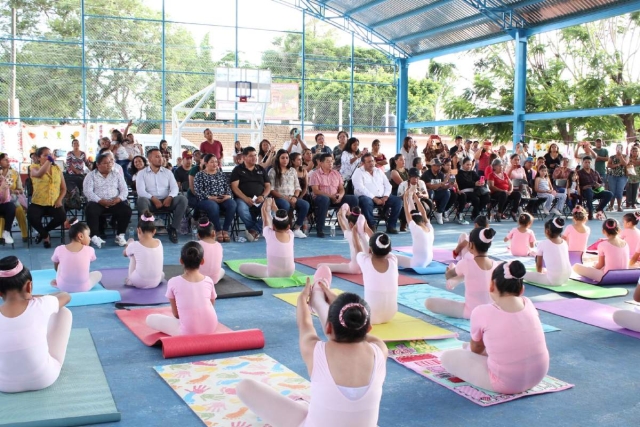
[182,150,193,159]
[408,167,420,177]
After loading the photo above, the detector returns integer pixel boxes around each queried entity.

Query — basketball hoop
[236,81,252,103]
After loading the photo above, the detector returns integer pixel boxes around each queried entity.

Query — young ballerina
[613,282,640,332]
[524,218,571,286]
[354,232,398,324]
[452,215,489,260]
[504,213,536,257]
[620,212,640,259]
[239,198,295,278]
[572,219,629,282]
[195,216,225,284]
[440,260,549,394]
[51,219,102,292]
[562,206,590,253]
[123,211,164,289]
[0,256,72,393]
[426,228,497,319]
[395,189,434,268]
[236,270,387,427]
[318,204,371,274]
[145,242,218,336]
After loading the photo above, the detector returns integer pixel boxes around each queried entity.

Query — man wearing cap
[352,153,401,233]
[420,158,451,224]
[200,128,224,161]
[174,151,193,193]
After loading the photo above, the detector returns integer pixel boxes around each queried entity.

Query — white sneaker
[434,212,443,225]
[293,229,307,239]
[543,207,550,215]
[91,235,104,248]
[115,234,127,247]
[517,207,524,215]
[2,230,13,244]
[550,208,561,215]
[457,214,469,225]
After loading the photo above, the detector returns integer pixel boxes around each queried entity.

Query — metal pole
[385,101,389,134]
[234,0,239,142]
[10,6,16,119]
[301,10,306,137]
[81,0,87,145]
[513,29,527,150]
[161,0,166,140]
[396,58,408,152]
[350,31,355,136]
[338,99,343,132]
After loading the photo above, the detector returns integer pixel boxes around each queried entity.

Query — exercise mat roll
[160,329,265,358]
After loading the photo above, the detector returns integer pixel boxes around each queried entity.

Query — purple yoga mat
[542,251,584,268]
[572,268,640,286]
[535,299,640,339]
[99,267,168,305]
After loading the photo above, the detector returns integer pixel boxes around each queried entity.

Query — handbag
[626,165,636,176]
[474,185,490,196]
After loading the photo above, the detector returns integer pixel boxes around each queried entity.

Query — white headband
[478,229,493,244]
[376,235,390,249]
[503,262,513,280]
[552,218,563,229]
[274,211,289,222]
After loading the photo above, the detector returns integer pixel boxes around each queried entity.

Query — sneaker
[2,231,13,245]
[245,229,255,242]
[293,229,307,239]
[550,208,561,215]
[443,211,450,222]
[434,212,443,225]
[115,234,127,247]
[91,235,104,248]
[517,207,524,215]
[543,207,550,215]
[457,214,469,225]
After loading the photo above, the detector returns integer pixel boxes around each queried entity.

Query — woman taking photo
[487,159,521,222]
[544,143,563,175]
[388,154,408,196]
[258,139,276,170]
[27,147,67,248]
[193,154,237,243]
[401,136,419,168]
[268,149,309,239]
[456,156,491,222]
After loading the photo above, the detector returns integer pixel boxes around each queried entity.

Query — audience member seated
[194,154,236,243]
[65,138,89,188]
[310,133,332,155]
[0,153,27,242]
[388,154,408,196]
[174,151,193,193]
[0,169,16,244]
[456,156,490,222]
[552,157,572,184]
[128,155,148,192]
[397,167,434,230]
[230,146,272,242]
[83,152,132,248]
[487,159,521,222]
[441,158,459,219]
[332,130,348,170]
[27,147,67,248]
[283,128,308,154]
[309,153,357,238]
[421,159,453,225]
[544,143,563,175]
[400,136,419,169]
[258,139,276,170]
[577,156,613,220]
[352,153,401,234]
[268,150,309,239]
[340,137,364,181]
[135,148,187,244]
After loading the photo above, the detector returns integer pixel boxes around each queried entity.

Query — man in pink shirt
[309,153,357,238]
[199,128,224,161]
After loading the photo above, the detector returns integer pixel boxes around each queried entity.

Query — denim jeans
[313,195,358,232]
[274,197,310,228]
[235,198,262,233]
[197,198,237,231]
[429,189,451,213]
[582,188,613,213]
[607,175,628,200]
[358,195,402,230]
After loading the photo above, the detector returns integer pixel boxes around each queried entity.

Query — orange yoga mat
[115,307,265,358]
[295,255,426,286]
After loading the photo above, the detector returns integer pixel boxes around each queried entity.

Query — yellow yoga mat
[274,290,457,342]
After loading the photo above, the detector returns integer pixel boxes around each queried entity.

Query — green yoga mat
[0,328,120,427]
[525,275,628,299]
[224,258,312,288]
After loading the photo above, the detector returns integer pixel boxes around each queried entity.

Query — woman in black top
[456,157,491,220]
[544,143,563,174]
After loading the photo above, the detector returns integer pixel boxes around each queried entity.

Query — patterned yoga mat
[155,353,310,426]
[387,339,574,407]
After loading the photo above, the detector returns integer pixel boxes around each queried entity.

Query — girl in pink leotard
[562,206,590,252]
[452,215,489,261]
[123,211,164,289]
[196,217,225,284]
[573,219,629,282]
[354,232,398,324]
[504,213,536,256]
[51,219,102,292]
[426,227,497,319]
[613,282,640,332]
[620,212,640,259]
[236,269,387,427]
[319,205,371,274]
[239,198,295,278]
[440,260,549,394]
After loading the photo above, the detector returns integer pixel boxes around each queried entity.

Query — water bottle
[191,226,198,241]
[330,224,336,237]
[236,236,247,243]
[127,226,135,240]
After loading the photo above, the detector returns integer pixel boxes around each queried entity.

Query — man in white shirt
[136,148,188,243]
[352,153,401,234]
[283,128,308,154]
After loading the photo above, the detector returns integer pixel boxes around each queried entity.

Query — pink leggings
[613,309,640,332]
[425,298,466,319]
[572,263,605,282]
[239,263,294,278]
[440,348,495,392]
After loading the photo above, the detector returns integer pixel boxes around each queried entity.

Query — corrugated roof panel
[515,0,624,24]
[354,0,437,24]
[399,19,500,53]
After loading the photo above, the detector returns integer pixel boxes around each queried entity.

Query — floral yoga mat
[154,353,310,427]
[387,339,574,407]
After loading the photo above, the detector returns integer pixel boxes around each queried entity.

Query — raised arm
[261,197,274,229]
[296,279,320,375]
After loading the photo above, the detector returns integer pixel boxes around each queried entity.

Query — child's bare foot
[50,279,58,287]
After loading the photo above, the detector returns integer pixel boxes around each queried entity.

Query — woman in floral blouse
[194,154,236,242]
[627,145,640,209]
[268,149,308,239]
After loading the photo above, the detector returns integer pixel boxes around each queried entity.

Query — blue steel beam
[523,105,640,122]
[369,0,455,29]
[512,29,527,143]
[396,58,409,152]
[460,0,527,29]
[407,115,513,128]
[407,33,515,62]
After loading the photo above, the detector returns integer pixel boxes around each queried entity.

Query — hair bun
[509,260,527,280]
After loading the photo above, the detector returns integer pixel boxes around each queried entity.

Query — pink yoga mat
[295,255,425,286]
[535,299,640,340]
[116,307,265,358]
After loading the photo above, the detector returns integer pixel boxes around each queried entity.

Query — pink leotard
[51,245,97,292]
[562,224,590,252]
[454,257,495,318]
[126,240,164,289]
[598,240,629,274]
[165,275,218,335]
[506,228,536,256]
[470,297,549,394]
[303,341,386,427]
[199,240,223,283]
[264,226,295,277]
[356,252,398,324]
[620,227,640,258]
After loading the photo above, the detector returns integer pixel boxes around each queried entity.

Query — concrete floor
[9,212,640,426]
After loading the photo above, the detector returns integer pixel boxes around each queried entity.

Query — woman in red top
[488,159,521,222]
[475,140,494,176]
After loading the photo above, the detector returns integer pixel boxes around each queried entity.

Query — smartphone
[449,176,456,183]
[292,128,299,137]
[479,176,485,184]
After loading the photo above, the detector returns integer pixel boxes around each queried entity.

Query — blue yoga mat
[396,252,448,275]
[397,284,560,333]
[31,269,120,307]
[0,328,121,427]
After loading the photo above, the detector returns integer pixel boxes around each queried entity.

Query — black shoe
[317,230,325,238]
[35,234,43,244]
[510,211,518,222]
[168,226,178,244]
[387,228,399,234]
[493,213,501,223]
[43,239,51,249]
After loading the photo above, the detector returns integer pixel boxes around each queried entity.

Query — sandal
[223,231,231,242]
[217,232,224,243]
